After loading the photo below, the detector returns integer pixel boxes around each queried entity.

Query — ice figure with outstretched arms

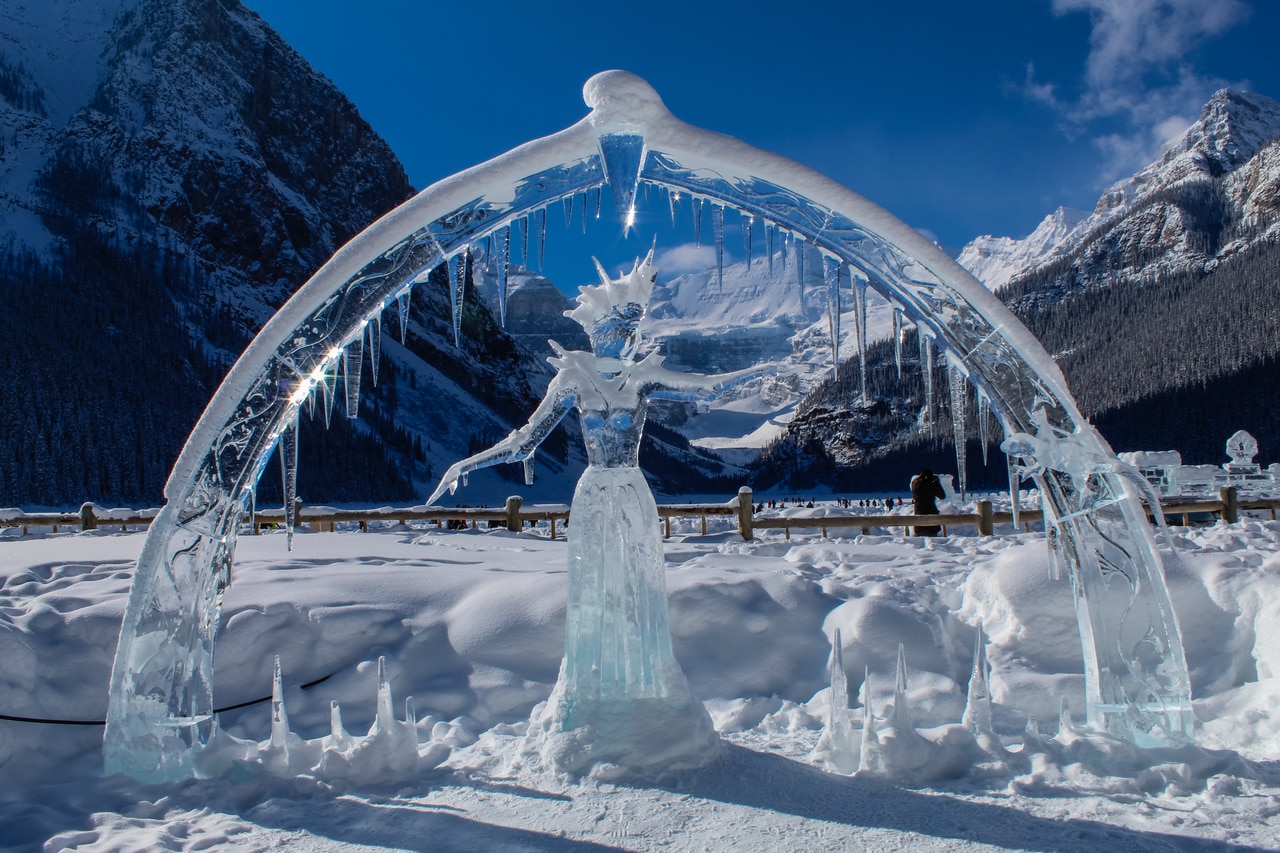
[429,247,753,774]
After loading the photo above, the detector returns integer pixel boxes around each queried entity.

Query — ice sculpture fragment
[105,69,1194,781]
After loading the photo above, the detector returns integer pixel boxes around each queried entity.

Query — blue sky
[242,0,1280,289]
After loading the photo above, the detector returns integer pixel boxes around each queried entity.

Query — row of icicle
[269,185,1025,547]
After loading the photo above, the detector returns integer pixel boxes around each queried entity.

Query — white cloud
[655,243,717,276]
[1030,0,1250,180]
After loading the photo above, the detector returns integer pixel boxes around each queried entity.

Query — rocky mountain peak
[1096,88,1280,217]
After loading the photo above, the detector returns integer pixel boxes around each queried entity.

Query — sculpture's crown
[567,245,657,358]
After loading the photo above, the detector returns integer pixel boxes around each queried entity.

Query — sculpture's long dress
[532,397,717,773]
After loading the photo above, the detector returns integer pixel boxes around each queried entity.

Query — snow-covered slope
[957,206,1087,291]
[4,518,1280,849]
[0,0,568,507]
[958,89,1280,290]
[639,245,896,459]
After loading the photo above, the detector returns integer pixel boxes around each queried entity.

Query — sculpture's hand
[427,461,467,506]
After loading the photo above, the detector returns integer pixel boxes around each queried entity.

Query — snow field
[2,517,1280,849]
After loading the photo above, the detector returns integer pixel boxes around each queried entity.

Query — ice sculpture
[428,249,750,774]
[106,69,1193,781]
[1226,429,1258,467]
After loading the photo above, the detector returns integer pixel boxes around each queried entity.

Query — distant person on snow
[910,468,945,537]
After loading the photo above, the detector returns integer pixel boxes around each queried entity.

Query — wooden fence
[4,486,1279,542]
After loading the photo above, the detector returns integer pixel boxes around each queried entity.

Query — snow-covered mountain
[0,0,561,506]
[761,87,1280,493]
[633,245,897,462]
[959,89,1280,291]
[957,206,1087,291]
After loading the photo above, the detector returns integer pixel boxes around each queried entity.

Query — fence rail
[4,487,1279,541]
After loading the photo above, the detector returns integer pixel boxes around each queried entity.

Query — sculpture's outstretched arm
[643,363,775,403]
[427,376,575,504]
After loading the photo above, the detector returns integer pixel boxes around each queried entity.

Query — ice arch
[105,70,1193,781]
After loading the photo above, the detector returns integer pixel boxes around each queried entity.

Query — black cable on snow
[0,673,333,726]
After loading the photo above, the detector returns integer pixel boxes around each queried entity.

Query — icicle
[320,370,335,429]
[712,204,725,289]
[918,332,933,429]
[978,394,991,467]
[592,186,602,220]
[280,416,298,550]
[1046,522,1064,582]
[580,191,588,234]
[523,456,535,485]
[270,655,289,750]
[893,309,904,381]
[668,189,679,227]
[496,225,510,329]
[375,656,395,734]
[766,224,774,276]
[520,215,530,265]
[692,197,703,247]
[397,288,411,344]
[563,195,574,228]
[823,257,841,380]
[344,333,364,418]
[853,274,869,402]
[780,230,788,270]
[1008,452,1022,528]
[892,642,912,732]
[449,253,464,347]
[536,207,547,271]
[329,699,353,751]
[796,237,806,293]
[742,214,753,269]
[962,623,992,735]
[368,314,381,387]
[948,364,968,500]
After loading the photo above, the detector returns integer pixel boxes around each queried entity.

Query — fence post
[737,486,754,541]
[78,502,97,531]
[1220,486,1239,524]
[505,495,523,532]
[977,500,994,536]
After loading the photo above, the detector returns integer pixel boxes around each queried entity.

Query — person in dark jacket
[910,468,945,536]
